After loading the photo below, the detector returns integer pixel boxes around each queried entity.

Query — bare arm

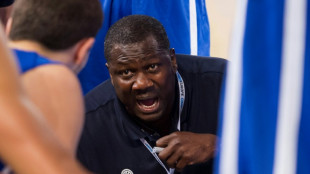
[0,94,91,174]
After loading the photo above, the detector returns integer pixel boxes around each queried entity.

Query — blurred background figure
[216,0,310,173]
[0,0,15,171]
[78,0,210,94]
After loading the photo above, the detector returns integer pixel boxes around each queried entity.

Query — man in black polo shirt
[78,15,227,174]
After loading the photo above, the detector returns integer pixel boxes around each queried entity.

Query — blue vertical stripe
[196,0,210,56]
[238,0,284,173]
[132,0,191,54]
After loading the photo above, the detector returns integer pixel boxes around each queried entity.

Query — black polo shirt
[77,54,227,174]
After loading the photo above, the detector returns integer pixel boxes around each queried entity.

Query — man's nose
[132,73,153,90]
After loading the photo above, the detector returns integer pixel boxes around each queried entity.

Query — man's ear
[170,48,178,73]
[73,37,95,72]
[105,63,114,86]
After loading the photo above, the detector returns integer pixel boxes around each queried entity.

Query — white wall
[206,0,237,59]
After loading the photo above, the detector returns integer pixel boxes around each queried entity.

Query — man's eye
[148,64,158,71]
[120,69,132,77]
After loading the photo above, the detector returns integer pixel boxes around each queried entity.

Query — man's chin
[135,112,162,123]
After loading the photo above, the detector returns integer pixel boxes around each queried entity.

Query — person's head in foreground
[105,15,178,126]
[8,0,103,73]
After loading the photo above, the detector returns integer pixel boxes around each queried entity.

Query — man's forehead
[114,36,158,49]
[110,42,168,62]
[111,49,169,64]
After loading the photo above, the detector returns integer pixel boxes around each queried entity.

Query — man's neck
[133,114,172,137]
[150,114,172,136]
[9,40,74,65]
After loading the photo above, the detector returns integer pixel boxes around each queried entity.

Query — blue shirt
[14,49,59,73]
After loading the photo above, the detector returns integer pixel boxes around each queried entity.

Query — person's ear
[73,37,95,73]
[170,48,177,73]
[105,63,114,86]
[5,17,12,36]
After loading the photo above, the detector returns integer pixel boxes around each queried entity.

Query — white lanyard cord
[140,138,173,174]
[176,71,185,131]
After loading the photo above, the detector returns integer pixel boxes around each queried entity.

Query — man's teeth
[141,102,156,108]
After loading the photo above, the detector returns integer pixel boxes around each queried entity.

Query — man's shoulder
[22,63,77,84]
[176,54,227,74]
[84,80,117,113]
[21,64,85,127]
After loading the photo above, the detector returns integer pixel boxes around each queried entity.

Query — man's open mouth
[136,97,159,113]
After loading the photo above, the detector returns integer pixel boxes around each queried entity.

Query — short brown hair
[9,0,103,50]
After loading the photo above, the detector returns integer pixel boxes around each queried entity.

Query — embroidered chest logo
[121,169,133,174]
